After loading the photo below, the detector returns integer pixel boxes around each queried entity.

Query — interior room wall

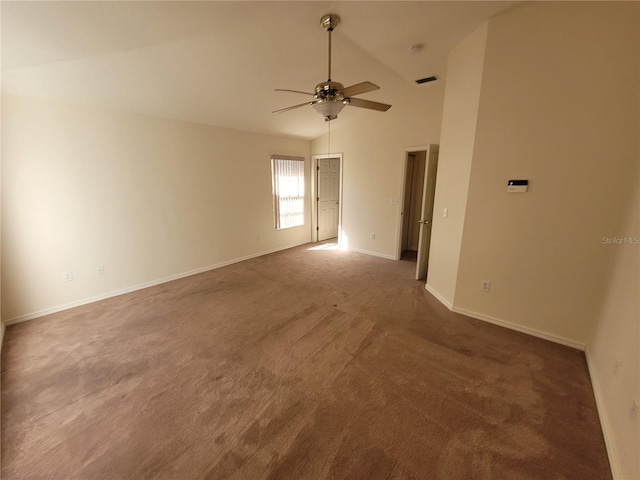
[426,23,488,306]
[310,82,445,259]
[1,89,3,343]
[1,94,311,322]
[0,87,3,473]
[587,186,639,480]
[453,1,639,346]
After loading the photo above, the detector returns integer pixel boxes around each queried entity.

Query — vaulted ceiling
[1,1,519,139]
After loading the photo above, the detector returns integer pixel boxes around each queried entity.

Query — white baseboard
[4,242,305,326]
[423,285,585,351]
[451,306,586,351]
[425,283,454,310]
[585,347,621,479]
[348,247,397,261]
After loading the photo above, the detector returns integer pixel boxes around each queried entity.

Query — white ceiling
[1,1,519,140]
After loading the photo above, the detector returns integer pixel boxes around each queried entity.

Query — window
[271,156,305,229]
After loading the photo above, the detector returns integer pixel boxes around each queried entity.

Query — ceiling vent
[415,76,438,85]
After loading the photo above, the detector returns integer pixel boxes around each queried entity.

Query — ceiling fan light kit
[313,98,348,121]
[273,14,392,122]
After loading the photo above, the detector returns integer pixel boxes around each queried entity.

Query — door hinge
[316,226,319,231]
[317,166,320,171]
[317,197,320,202]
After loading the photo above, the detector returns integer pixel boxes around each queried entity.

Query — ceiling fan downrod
[320,14,339,82]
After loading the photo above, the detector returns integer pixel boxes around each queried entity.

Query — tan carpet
[1,243,611,479]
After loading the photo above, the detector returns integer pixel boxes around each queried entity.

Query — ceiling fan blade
[275,89,315,96]
[347,97,391,112]
[272,101,316,114]
[339,81,380,97]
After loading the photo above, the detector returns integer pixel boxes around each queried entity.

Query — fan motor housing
[315,81,345,99]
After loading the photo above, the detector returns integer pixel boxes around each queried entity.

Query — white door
[415,145,439,280]
[317,157,340,241]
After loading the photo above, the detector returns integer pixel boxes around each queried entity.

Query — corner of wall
[424,284,453,310]
[584,346,623,479]
[425,21,489,306]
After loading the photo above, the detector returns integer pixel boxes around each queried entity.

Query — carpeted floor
[1,243,611,479]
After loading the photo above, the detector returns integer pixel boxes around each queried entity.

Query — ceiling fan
[273,14,392,122]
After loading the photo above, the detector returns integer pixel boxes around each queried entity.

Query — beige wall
[310,81,445,258]
[588,185,639,480]
[426,23,488,306]
[0,88,3,340]
[426,2,639,477]
[1,94,311,321]
[455,1,639,345]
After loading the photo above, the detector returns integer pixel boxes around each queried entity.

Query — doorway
[397,145,439,280]
[313,154,342,243]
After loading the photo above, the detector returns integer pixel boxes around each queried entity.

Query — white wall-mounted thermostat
[507,179,528,193]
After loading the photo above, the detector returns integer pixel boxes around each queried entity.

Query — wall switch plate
[370,233,376,240]
[480,280,491,292]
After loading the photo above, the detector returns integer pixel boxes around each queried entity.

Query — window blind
[271,156,305,229]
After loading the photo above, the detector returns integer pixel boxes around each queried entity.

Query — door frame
[395,146,430,260]
[312,153,344,244]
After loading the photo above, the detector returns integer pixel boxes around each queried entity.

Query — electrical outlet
[442,207,448,218]
[63,270,74,282]
[370,233,376,240]
[97,266,106,276]
[480,280,491,292]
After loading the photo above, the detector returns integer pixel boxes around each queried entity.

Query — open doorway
[397,145,439,280]
[401,151,426,259]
